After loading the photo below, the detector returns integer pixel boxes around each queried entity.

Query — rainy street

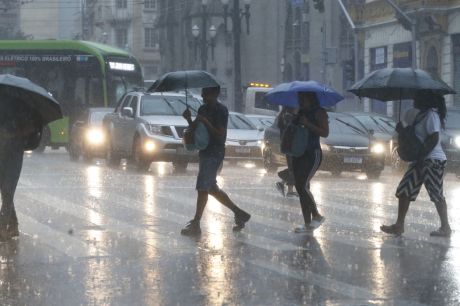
[0,151,458,306]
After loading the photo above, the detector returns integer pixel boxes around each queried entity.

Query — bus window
[255,92,278,112]
[89,78,103,107]
[75,77,86,107]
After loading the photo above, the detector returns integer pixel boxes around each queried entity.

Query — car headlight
[371,143,385,154]
[86,129,105,145]
[320,143,330,151]
[454,136,460,148]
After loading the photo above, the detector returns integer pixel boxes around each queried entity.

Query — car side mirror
[122,107,134,118]
[74,120,85,127]
[369,129,375,135]
[258,127,264,132]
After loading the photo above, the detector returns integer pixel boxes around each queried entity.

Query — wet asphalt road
[1,151,460,306]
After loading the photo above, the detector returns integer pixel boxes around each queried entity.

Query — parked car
[103,91,201,171]
[348,112,396,160]
[225,112,264,164]
[391,107,460,176]
[69,108,112,162]
[245,114,276,130]
[263,112,386,178]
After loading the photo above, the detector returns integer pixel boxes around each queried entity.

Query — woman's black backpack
[397,112,427,162]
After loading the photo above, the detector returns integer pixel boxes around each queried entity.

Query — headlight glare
[86,129,105,145]
[454,136,460,148]
[321,143,330,151]
[144,140,156,152]
[371,143,385,154]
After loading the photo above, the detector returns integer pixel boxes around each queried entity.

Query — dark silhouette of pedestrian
[275,106,298,197]
[0,97,42,242]
[381,92,451,237]
[181,86,251,235]
[293,92,329,233]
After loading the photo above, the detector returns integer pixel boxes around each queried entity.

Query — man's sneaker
[180,220,201,236]
[275,182,285,197]
[312,215,325,229]
[286,191,299,198]
[233,210,251,231]
[430,227,452,238]
[294,224,315,233]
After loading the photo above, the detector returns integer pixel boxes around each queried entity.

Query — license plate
[235,147,251,154]
[344,156,363,164]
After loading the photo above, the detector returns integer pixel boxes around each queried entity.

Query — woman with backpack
[293,92,329,233]
[381,91,452,237]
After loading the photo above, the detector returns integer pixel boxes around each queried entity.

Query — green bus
[0,40,143,151]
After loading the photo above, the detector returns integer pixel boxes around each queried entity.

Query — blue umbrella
[265,81,344,108]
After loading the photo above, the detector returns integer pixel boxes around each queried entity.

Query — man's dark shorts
[196,150,224,193]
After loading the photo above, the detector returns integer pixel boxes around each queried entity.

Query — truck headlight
[321,143,330,151]
[144,140,156,153]
[147,124,163,135]
[454,136,460,148]
[86,129,105,145]
[371,143,385,154]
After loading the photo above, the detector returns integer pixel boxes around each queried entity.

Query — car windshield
[248,117,275,128]
[330,114,368,135]
[355,115,396,134]
[228,114,257,130]
[446,111,460,130]
[90,111,109,124]
[140,95,201,116]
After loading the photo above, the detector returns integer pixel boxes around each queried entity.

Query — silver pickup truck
[103,91,201,171]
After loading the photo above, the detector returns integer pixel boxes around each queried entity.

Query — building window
[145,28,159,48]
[116,0,127,9]
[144,0,157,9]
[115,28,128,48]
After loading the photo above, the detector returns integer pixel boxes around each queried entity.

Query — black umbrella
[148,70,220,93]
[349,68,456,101]
[0,74,62,125]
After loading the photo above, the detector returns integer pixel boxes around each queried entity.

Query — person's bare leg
[431,198,451,237]
[210,189,250,230]
[381,196,410,235]
[193,191,209,221]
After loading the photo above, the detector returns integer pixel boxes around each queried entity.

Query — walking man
[381,92,451,237]
[181,86,251,235]
[0,98,42,242]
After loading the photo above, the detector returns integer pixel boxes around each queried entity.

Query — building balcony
[107,9,133,25]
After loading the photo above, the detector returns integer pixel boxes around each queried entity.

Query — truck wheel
[133,137,151,172]
[35,126,50,153]
[106,139,121,167]
[263,147,277,173]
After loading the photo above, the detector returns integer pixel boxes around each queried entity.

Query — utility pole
[233,0,243,112]
[337,0,359,83]
[384,0,417,69]
[200,3,208,71]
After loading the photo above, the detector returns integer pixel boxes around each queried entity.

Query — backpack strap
[412,110,428,126]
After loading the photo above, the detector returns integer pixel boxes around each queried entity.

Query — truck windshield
[140,95,202,116]
[228,114,257,130]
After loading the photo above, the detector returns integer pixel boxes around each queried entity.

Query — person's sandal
[430,227,452,238]
[380,224,404,236]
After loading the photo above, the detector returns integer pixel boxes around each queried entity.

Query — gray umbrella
[148,70,220,93]
[0,74,62,125]
[349,68,456,101]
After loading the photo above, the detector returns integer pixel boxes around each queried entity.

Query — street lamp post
[201,0,209,70]
[221,0,251,113]
[191,24,217,66]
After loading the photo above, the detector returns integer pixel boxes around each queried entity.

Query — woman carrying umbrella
[292,92,329,232]
[381,91,452,237]
[266,81,343,232]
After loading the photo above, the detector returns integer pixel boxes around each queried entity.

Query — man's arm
[197,114,226,138]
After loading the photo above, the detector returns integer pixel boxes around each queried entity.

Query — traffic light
[313,0,324,13]
[343,59,354,82]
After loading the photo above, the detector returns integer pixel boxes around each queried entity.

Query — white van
[244,83,280,116]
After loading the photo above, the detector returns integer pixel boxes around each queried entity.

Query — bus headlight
[144,140,156,153]
[86,129,105,145]
[371,143,385,154]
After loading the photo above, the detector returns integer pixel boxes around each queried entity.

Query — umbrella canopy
[0,74,62,125]
[148,70,220,92]
[265,81,344,108]
[349,68,456,101]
